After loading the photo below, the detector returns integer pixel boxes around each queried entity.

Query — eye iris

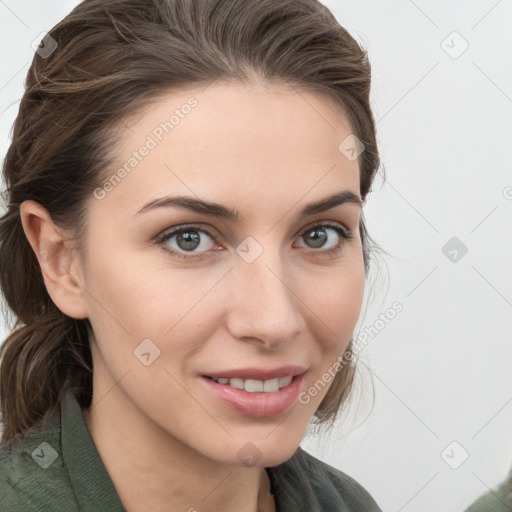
[305,227,328,248]
[177,230,201,251]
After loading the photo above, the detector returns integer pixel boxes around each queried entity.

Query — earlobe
[19,200,89,319]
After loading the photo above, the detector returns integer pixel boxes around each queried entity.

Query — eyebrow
[134,190,362,221]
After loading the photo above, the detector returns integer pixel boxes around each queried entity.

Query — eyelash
[155,222,354,261]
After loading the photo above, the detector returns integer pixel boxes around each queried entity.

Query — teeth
[212,375,294,392]
[279,376,293,388]
[229,378,245,390]
[245,379,264,392]
[263,378,279,392]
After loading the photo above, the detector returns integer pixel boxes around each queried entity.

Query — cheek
[83,234,364,363]
[82,247,223,360]
[296,258,364,409]
[303,255,365,352]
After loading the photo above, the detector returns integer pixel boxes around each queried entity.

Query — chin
[214,431,305,469]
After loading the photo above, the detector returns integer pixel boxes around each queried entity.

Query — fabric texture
[464,471,512,512]
[0,390,382,511]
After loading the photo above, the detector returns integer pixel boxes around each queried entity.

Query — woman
[0,0,384,510]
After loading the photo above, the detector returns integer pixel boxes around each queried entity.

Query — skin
[20,80,365,512]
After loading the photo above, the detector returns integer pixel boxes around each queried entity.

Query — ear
[19,199,89,319]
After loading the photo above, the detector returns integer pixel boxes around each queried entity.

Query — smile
[201,371,305,418]
[206,375,293,393]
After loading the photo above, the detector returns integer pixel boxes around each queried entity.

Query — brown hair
[0,0,383,446]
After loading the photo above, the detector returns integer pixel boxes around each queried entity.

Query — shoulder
[464,472,512,512]
[269,446,382,511]
[297,447,382,510]
[0,411,78,512]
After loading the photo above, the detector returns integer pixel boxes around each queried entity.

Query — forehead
[94,81,360,217]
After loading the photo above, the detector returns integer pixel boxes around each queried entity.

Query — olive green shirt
[464,471,512,511]
[0,390,382,511]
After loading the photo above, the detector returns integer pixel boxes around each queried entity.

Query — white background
[1,1,511,511]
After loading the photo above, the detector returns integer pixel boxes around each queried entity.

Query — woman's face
[78,81,365,467]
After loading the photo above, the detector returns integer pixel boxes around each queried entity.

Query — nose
[225,250,303,349]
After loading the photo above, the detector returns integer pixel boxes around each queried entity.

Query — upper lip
[204,365,307,381]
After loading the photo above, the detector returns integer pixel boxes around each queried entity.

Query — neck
[82,386,273,512]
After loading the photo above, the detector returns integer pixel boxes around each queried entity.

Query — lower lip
[201,375,304,418]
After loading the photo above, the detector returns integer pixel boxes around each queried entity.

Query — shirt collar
[61,389,126,512]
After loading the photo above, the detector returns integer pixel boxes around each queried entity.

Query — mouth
[200,367,306,418]
[204,375,293,393]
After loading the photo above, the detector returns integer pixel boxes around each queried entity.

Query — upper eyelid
[298,219,351,234]
[156,223,217,242]
[156,220,352,245]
